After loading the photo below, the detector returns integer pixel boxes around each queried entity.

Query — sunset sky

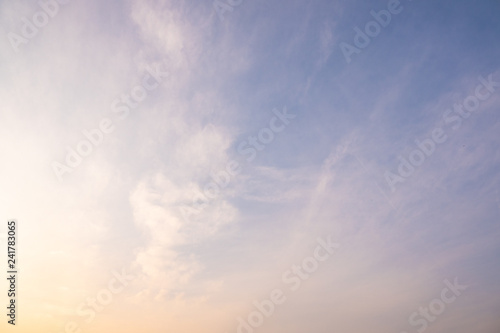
[1,0,500,332]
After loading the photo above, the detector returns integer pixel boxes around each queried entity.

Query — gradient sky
[1,0,500,332]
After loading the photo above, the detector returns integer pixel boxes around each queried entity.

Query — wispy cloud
[1,0,500,332]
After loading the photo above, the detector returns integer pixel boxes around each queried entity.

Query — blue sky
[1,0,500,332]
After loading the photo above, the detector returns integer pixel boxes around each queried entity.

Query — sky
[1,0,500,332]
